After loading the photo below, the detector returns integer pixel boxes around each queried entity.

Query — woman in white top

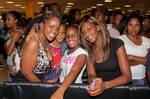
[5,11,24,78]
[118,14,150,85]
[50,25,88,99]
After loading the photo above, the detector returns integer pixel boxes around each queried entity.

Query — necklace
[38,32,54,61]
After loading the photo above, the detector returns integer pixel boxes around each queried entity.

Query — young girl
[4,11,24,80]
[50,25,88,99]
[44,24,66,83]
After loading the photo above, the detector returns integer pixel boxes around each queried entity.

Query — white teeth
[49,33,55,37]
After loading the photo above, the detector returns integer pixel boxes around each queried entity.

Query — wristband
[104,82,109,90]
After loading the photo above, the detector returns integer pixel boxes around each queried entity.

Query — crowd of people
[0,2,150,99]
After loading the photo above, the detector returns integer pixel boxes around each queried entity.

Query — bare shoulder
[24,36,39,51]
[26,27,38,42]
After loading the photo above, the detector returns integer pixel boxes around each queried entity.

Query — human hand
[87,77,105,96]
[10,66,17,77]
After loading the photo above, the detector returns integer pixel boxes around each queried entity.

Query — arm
[5,32,22,55]
[127,55,147,66]
[50,54,87,99]
[147,72,150,83]
[86,55,104,96]
[20,38,41,82]
[86,55,97,83]
[105,46,131,89]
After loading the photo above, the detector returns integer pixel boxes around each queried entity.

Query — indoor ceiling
[0,0,150,16]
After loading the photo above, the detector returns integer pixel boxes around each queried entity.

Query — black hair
[126,13,143,34]
[61,14,69,25]
[41,11,61,23]
[7,11,24,27]
[127,13,142,27]
[67,9,81,26]
[91,6,109,17]
[41,4,51,14]
[113,11,123,17]
[23,3,61,39]
[118,16,128,35]
[49,3,62,17]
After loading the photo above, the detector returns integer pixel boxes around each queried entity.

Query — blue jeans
[132,78,147,86]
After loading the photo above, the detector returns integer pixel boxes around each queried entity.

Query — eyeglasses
[66,34,78,39]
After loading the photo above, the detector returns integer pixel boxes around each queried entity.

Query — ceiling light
[104,0,112,3]
[0,6,3,8]
[82,10,87,12]
[128,10,133,12]
[66,6,71,8]
[124,5,131,7]
[97,4,103,6]
[15,4,21,7]
[145,13,150,15]
[108,9,113,11]
[65,8,70,10]
[37,2,44,5]
[87,8,92,11]
[21,7,26,9]
[7,1,14,4]
[114,7,121,10]
[122,11,125,14]
[91,6,96,9]
[67,3,74,5]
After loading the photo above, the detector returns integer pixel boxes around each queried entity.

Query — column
[26,0,34,18]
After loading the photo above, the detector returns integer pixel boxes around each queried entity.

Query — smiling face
[42,16,60,41]
[126,18,141,36]
[65,26,80,49]
[81,21,99,44]
[55,24,66,43]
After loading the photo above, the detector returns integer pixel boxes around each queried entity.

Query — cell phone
[91,79,96,88]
